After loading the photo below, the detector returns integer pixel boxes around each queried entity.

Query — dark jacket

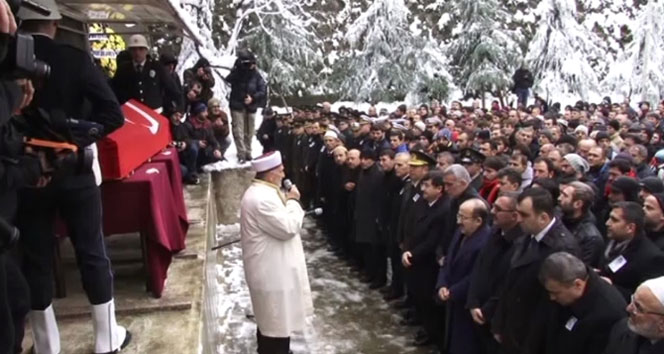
[225,67,266,113]
[111,57,181,111]
[183,58,215,102]
[256,117,277,152]
[544,271,627,354]
[304,134,323,174]
[184,117,220,151]
[492,218,581,354]
[354,163,384,244]
[0,81,41,220]
[600,234,664,300]
[388,175,409,247]
[647,228,664,251]
[32,34,123,188]
[512,68,534,90]
[467,225,523,323]
[404,195,449,265]
[563,212,605,267]
[437,223,492,354]
[396,180,424,245]
[603,318,664,354]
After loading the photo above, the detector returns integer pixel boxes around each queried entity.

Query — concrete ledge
[21,173,215,354]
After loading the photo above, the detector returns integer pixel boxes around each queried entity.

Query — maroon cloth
[101,161,188,297]
[151,147,188,222]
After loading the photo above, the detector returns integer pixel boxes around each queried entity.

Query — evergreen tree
[333,0,448,102]
[603,0,664,104]
[446,0,523,97]
[525,0,603,101]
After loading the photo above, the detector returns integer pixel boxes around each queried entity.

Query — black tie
[136,64,143,73]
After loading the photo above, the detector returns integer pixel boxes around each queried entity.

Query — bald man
[603,276,664,354]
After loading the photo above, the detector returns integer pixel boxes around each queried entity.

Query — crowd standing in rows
[252,96,664,354]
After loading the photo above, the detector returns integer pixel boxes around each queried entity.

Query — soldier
[17,0,130,352]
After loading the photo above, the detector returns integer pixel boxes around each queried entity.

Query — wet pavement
[211,216,432,354]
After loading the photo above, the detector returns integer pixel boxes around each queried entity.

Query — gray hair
[538,252,588,285]
[437,151,455,164]
[567,181,595,211]
[443,164,471,184]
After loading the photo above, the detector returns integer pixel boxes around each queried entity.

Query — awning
[55,0,200,42]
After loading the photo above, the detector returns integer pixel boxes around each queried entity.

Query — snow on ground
[212,218,430,354]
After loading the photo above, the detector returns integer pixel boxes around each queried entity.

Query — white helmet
[127,34,149,49]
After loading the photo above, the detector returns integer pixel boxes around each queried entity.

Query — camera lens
[33,59,50,79]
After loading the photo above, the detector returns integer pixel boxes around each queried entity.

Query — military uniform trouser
[0,253,30,354]
[231,110,256,159]
[17,178,114,311]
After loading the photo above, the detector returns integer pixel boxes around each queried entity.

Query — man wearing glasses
[467,193,524,353]
[604,276,664,354]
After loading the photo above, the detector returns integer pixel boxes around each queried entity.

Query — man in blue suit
[437,198,492,354]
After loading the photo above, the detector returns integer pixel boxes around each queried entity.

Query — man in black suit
[539,252,627,354]
[467,193,524,354]
[492,188,580,354]
[643,193,664,250]
[440,164,481,260]
[402,170,448,347]
[603,276,664,354]
[558,181,605,267]
[600,201,664,300]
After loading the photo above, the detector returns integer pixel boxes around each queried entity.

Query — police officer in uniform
[459,148,485,192]
[16,1,130,352]
[111,34,182,116]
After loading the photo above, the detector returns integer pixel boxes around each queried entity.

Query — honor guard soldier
[111,34,182,116]
[16,0,130,352]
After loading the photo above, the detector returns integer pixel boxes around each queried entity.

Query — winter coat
[512,68,534,90]
[600,234,664,301]
[563,213,605,267]
[491,218,581,354]
[225,66,267,113]
[436,224,492,354]
[467,226,523,324]
[543,271,627,354]
[257,117,277,152]
[353,163,384,244]
[183,58,216,102]
[647,228,664,251]
[603,318,664,354]
[240,180,313,337]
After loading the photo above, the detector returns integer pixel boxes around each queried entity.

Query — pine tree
[603,0,664,104]
[446,0,523,98]
[333,0,448,102]
[525,0,603,101]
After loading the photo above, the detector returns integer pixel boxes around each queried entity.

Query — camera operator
[225,49,266,164]
[14,0,130,353]
[0,1,49,353]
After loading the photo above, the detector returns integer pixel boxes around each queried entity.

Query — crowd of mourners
[253,97,664,354]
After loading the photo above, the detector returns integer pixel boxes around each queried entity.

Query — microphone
[283,178,293,191]
[305,207,323,216]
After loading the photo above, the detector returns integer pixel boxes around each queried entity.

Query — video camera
[0,0,51,80]
[0,217,19,254]
[0,0,101,176]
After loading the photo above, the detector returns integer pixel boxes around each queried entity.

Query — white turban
[251,151,282,172]
[324,130,339,140]
[642,276,664,308]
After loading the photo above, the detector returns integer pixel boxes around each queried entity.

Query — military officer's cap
[459,148,485,165]
[409,150,436,167]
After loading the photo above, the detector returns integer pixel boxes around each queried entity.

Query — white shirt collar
[533,217,556,242]
[134,60,147,68]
